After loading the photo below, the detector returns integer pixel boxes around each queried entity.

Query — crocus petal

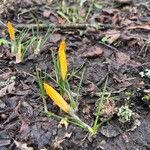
[58,40,67,81]
[44,82,70,113]
[7,21,15,41]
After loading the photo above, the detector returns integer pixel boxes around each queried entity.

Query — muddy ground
[0,0,150,149]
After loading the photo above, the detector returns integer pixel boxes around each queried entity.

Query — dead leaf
[64,132,72,138]
[114,0,132,4]
[14,140,33,150]
[113,73,128,83]
[52,132,72,149]
[116,52,130,65]
[83,105,91,114]
[81,46,103,58]
[84,82,98,95]
[0,139,11,147]
[113,73,134,88]
[0,71,12,81]
[58,118,68,129]
[105,30,120,44]
[127,24,150,30]
[101,100,118,119]
[16,43,22,63]
[43,10,51,18]
[116,52,141,67]
[102,8,119,15]
[52,137,64,150]
[0,82,15,98]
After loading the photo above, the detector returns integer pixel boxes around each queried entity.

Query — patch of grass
[57,0,103,23]
[7,21,54,63]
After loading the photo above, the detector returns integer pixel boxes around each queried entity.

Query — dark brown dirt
[0,0,150,149]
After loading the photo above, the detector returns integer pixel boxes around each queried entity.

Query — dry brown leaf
[116,52,141,67]
[0,82,15,98]
[81,46,103,58]
[52,132,72,149]
[127,25,150,30]
[0,139,11,147]
[43,10,51,18]
[105,30,120,44]
[116,52,130,65]
[102,8,119,15]
[14,140,33,150]
[52,137,64,150]
[16,43,22,63]
[58,118,68,129]
[64,132,72,138]
[101,100,118,118]
[114,0,132,4]
[83,105,91,114]
[0,71,12,80]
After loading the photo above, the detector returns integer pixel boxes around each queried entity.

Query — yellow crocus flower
[58,40,67,81]
[44,82,70,113]
[7,21,15,41]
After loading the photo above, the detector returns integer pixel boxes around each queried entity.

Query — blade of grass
[65,81,76,110]
[45,111,93,133]
[36,68,47,112]
[21,36,37,60]
[57,10,71,23]
[67,63,85,81]
[51,50,60,83]
[92,77,108,133]
[75,67,85,103]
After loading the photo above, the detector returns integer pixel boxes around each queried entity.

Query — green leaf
[57,10,70,23]
[94,3,102,9]
[0,39,8,45]
[101,37,108,43]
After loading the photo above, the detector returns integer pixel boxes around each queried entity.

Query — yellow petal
[44,82,70,113]
[58,40,67,81]
[7,21,15,41]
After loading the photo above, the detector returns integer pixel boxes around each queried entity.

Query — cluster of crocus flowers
[7,21,15,41]
[44,40,70,113]
[44,82,93,133]
[44,40,94,133]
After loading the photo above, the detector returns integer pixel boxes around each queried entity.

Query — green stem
[70,111,94,134]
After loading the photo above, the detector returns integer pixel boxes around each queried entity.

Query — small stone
[43,10,51,18]
[0,100,6,108]
[100,124,120,138]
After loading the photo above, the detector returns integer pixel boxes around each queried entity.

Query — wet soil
[0,0,150,149]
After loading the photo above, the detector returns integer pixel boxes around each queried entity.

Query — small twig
[98,41,119,52]
[18,7,37,16]
[0,22,118,30]
[16,23,115,30]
